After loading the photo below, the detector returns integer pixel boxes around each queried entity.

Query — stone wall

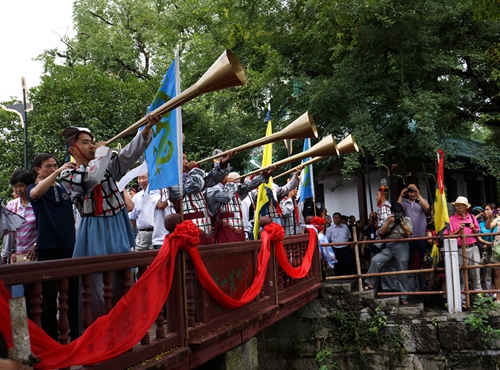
[256,281,500,370]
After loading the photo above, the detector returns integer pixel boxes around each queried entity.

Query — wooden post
[460,230,469,309]
[263,242,278,305]
[312,234,322,284]
[102,271,113,314]
[352,226,363,291]
[81,275,93,331]
[166,250,187,347]
[57,278,70,345]
[28,283,42,328]
[9,297,39,366]
[186,258,196,327]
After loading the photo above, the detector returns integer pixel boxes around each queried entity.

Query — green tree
[2,0,500,199]
[0,106,25,201]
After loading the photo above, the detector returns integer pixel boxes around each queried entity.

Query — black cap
[61,126,93,145]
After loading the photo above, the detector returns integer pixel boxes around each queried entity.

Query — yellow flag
[434,150,449,235]
[432,149,450,264]
[253,118,273,240]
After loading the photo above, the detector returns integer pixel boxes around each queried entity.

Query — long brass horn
[273,156,326,180]
[273,133,359,180]
[106,50,247,145]
[235,134,339,181]
[197,111,318,164]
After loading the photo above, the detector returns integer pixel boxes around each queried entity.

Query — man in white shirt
[129,173,154,251]
[325,212,353,276]
[149,188,175,249]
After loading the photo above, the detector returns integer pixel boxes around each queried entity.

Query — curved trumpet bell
[337,134,358,155]
[197,111,318,164]
[196,50,247,93]
[107,50,247,145]
[235,134,339,180]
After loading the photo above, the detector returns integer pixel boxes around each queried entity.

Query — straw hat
[452,196,471,209]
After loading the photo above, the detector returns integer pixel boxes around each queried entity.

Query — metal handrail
[321,227,500,309]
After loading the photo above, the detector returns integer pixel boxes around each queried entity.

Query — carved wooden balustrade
[0,234,320,370]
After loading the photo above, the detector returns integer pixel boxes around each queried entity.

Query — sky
[0,0,75,102]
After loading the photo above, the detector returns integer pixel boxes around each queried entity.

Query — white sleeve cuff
[95,146,110,157]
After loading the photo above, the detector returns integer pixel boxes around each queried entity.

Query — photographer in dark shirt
[363,203,413,305]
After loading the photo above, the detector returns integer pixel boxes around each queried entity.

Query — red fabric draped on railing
[274,227,318,279]
[0,219,185,369]
[188,223,279,310]
[0,221,317,369]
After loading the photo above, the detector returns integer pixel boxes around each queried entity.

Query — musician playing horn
[242,166,303,238]
[280,186,300,236]
[266,166,303,224]
[168,151,235,245]
[205,167,276,244]
[59,113,159,257]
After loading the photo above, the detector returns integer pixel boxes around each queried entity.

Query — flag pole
[175,48,185,222]
[253,104,273,240]
[362,147,374,213]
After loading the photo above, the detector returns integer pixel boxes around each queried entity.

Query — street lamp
[0,77,33,169]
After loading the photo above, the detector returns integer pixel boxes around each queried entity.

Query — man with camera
[398,184,430,288]
[363,203,413,304]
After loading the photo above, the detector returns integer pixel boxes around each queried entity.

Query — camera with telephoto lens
[407,187,415,193]
[394,213,403,225]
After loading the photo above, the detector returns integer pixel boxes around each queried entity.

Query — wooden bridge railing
[0,233,320,370]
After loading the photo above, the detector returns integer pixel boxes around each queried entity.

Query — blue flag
[298,138,314,201]
[144,56,181,190]
[264,109,271,123]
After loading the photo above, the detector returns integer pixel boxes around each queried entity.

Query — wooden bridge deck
[0,234,320,369]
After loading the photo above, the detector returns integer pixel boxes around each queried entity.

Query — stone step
[321,279,357,294]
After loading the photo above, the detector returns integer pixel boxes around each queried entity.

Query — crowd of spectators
[317,183,500,310]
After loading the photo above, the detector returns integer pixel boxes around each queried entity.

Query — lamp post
[0,77,33,169]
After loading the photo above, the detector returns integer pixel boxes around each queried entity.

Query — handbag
[12,252,37,263]
[371,223,399,254]
[12,244,37,263]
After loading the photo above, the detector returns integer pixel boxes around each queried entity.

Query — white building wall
[318,170,433,220]
[318,176,359,219]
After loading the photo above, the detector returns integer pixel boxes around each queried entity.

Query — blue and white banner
[144,52,182,190]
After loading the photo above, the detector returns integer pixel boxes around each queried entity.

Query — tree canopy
[1,0,500,200]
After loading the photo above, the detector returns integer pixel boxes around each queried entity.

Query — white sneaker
[493,294,498,300]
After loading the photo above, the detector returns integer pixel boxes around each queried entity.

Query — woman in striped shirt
[6,169,37,263]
